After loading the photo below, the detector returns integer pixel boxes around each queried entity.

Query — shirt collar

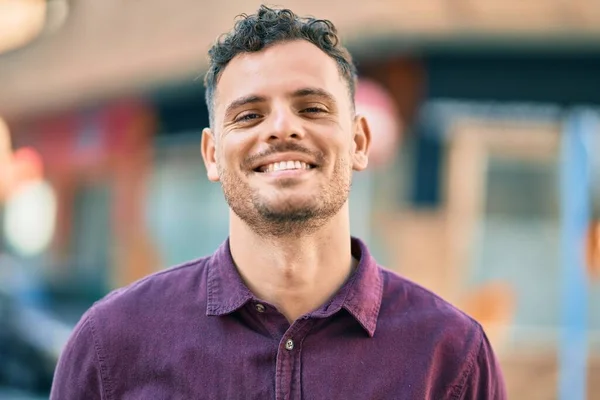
[206,239,254,316]
[206,237,383,337]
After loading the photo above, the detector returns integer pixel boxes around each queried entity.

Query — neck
[229,203,356,323]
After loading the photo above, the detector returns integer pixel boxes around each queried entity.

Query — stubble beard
[219,159,352,238]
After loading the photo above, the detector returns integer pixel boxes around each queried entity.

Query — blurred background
[0,0,599,398]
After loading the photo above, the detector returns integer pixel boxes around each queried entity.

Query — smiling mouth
[254,160,316,173]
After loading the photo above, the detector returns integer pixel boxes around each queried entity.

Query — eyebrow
[223,95,267,120]
[291,87,337,105]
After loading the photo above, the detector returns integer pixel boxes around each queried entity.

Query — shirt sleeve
[50,311,107,400]
[460,327,507,400]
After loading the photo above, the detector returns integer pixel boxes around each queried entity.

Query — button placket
[275,318,315,400]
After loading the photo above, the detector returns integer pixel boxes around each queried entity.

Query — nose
[261,104,305,142]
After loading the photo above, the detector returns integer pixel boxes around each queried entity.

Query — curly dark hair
[204,5,357,124]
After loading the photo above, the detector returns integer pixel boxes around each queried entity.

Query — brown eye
[236,113,261,123]
[301,107,327,114]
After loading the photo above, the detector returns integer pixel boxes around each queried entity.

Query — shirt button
[285,339,294,351]
[255,303,266,313]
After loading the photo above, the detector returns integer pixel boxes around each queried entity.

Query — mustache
[243,143,324,169]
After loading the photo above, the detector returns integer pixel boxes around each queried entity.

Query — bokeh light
[3,179,57,257]
[0,0,46,54]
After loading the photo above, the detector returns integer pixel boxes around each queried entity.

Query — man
[51,5,506,399]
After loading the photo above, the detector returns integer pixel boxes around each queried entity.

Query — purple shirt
[51,238,506,399]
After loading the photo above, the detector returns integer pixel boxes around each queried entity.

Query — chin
[264,202,318,216]
[256,198,319,219]
[265,192,318,208]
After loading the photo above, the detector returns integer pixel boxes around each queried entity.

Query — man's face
[201,40,370,236]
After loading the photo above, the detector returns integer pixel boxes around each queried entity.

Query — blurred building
[0,1,599,398]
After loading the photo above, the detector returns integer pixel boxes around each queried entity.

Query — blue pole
[558,109,595,400]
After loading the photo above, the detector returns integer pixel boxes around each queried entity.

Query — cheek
[218,138,253,173]
[214,145,233,177]
[332,138,354,162]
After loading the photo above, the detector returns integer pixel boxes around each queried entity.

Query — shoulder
[52,256,215,399]
[379,267,478,330]
[89,255,212,324]
[378,267,485,358]
[377,268,506,397]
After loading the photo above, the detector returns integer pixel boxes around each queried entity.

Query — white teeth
[262,160,311,173]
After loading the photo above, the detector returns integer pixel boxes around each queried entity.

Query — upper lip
[250,152,318,171]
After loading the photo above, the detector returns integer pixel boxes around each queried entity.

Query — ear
[352,114,371,171]
[201,128,220,182]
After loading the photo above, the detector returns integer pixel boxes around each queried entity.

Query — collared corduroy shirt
[51,237,506,399]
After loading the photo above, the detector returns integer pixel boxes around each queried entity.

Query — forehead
[215,40,348,112]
